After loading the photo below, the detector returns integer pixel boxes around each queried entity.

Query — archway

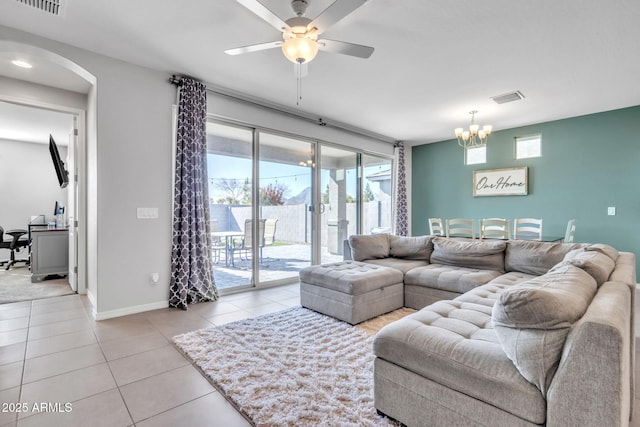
[0,40,96,299]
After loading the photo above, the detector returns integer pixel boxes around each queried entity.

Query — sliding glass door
[258,132,314,284]
[207,122,254,292]
[318,145,358,264]
[361,154,393,235]
[206,119,394,294]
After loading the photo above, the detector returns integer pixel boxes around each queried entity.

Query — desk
[30,226,69,282]
[211,231,243,267]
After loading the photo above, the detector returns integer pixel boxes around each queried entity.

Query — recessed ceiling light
[11,60,33,69]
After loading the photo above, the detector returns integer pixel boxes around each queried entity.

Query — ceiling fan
[225,0,375,65]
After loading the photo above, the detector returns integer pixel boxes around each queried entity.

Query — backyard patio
[213,243,343,291]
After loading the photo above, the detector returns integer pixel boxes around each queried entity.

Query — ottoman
[299,261,404,324]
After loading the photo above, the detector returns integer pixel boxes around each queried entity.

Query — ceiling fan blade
[318,39,374,58]
[225,41,282,56]
[308,0,368,35]
[235,0,290,32]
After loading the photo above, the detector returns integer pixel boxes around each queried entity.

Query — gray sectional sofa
[340,234,636,427]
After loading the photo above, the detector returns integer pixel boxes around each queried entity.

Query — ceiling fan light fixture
[282,35,318,63]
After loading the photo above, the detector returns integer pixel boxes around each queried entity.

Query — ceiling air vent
[491,91,525,104]
[15,0,63,16]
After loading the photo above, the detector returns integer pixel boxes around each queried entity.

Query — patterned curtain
[169,77,218,310]
[394,142,408,236]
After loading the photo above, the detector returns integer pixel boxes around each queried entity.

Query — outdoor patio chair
[262,218,278,259]
[210,219,226,264]
[230,219,266,267]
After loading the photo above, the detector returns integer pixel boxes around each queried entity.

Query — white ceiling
[0,0,639,144]
[0,101,74,146]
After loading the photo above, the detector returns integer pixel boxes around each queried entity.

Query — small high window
[465,145,486,165]
[515,135,541,159]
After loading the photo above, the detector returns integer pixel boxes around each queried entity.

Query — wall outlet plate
[607,206,616,216]
[137,208,159,219]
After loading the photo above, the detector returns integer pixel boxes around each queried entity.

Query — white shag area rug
[173,307,405,427]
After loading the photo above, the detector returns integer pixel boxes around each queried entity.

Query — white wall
[0,24,397,319]
[207,92,395,158]
[0,138,68,229]
[1,25,174,318]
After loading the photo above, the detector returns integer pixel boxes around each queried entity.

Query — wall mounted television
[49,134,69,188]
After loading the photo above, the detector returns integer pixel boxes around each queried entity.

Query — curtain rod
[169,75,397,145]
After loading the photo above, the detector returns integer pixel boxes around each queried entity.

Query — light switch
[607,206,616,216]
[137,208,159,219]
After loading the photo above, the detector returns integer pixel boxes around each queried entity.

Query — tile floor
[0,284,300,427]
[0,284,639,426]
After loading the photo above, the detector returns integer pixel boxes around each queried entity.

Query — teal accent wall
[412,105,640,272]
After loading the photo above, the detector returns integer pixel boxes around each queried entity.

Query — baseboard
[94,300,169,321]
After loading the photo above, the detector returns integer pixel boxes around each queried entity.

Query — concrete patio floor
[213,244,343,291]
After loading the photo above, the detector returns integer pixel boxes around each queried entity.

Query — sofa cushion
[404,264,503,294]
[455,272,537,307]
[388,235,433,260]
[585,243,619,262]
[492,264,597,395]
[430,237,506,272]
[559,249,616,286]
[505,240,584,276]
[349,234,390,261]
[299,261,403,295]
[364,258,429,274]
[373,296,546,424]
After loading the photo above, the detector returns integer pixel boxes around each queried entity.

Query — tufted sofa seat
[374,278,546,425]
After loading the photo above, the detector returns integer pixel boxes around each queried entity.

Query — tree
[363,183,375,202]
[214,177,249,204]
[241,178,251,205]
[260,183,287,206]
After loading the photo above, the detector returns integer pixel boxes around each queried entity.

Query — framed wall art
[473,167,528,197]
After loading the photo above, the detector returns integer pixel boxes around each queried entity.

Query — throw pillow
[492,264,597,395]
[349,234,390,261]
[556,249,616,286]
[388,235,433,260]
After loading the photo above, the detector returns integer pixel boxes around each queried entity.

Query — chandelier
[454,110,492,148]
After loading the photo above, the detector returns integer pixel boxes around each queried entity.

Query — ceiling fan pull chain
[296,60,303,106]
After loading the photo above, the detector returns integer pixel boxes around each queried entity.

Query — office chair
[0,226,30,270]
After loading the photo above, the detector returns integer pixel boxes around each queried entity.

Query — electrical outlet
[607,207,616,216]
[151,273,159,285]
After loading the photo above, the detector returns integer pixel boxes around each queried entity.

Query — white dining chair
[428,218,445,236]
[513,218,543,240]
[446,218,476,239]
[480,218,511,240]
[564,219,576,243]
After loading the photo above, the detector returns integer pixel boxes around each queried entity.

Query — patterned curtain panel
[394,142,408,236]
[169,77,218,310]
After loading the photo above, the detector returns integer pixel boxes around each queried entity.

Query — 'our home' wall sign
[473,167,528,197]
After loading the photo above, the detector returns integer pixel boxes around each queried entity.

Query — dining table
[211,230,244,267]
